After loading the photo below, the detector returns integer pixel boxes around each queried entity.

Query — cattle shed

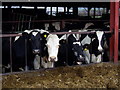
[1,1,120,88]
[1,1,119,62]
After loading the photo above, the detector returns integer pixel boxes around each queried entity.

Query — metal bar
[0,30,113,38]
[21,15,24,31]
[28,16,32,29]
[66,34,68,65]
[114,1,119,63]
[10,37,12,72]
[0,34,22,38]
[2,20,109,23]
[17,14,21,32]
[110,2,115,61]
[25,39,28,71]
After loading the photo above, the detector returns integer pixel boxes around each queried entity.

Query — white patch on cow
[40,29,49,34]
[96,31,104,51]
[32,32,38,36]
[73,42,81,46]
[59,30,71,40]
[24,30,33,34]
[46,34,59,62]
[73,34,80,41]
[33,55,40,69]
[14,33,22,42]
[14,36,20,42]
[81,35,91,46]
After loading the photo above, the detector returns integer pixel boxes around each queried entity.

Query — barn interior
[1,2,120,88]
[2,2,111,33]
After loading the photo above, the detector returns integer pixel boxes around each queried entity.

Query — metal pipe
[10,37,12,72]
[110,2,115,61]
[25,38,28,71]
[28,16,32,29]
[114,1,119,63]
[21,15,24,31]
[17,14,21,32]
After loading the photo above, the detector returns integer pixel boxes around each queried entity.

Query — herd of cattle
[2,22,120,73]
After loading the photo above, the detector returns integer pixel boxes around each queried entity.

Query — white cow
[41,34,60,68]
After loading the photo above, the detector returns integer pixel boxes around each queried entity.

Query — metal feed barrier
[0,30,114,75]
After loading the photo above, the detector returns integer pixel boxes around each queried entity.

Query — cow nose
[33,49,40,54]
[50,56,56,62]
[78,55,84,61]
[98,48,103,52]
[98,46,103,52]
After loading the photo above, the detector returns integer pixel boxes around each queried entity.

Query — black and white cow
[3,29,47,72]
[12,30,41,71]
[80,30,111,63]
[56,31,86,66]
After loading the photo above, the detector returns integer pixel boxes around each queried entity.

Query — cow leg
[96,54,102,63]
[83,50,90,64]
[41,57,48,68]
[91,54,97,63]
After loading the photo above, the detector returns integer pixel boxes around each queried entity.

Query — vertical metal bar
[21,15,24,31]
[114,1,119,63]
[25,38,28,71]
[17,14,21,32]
[94,7,96,19]
[66,34,68,65]
[10,37,12,72]
[109,2,115,61]
[28,16,32,29]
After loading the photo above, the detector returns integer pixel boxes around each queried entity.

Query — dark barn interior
[2,2,110,33]
[1,2,120,88]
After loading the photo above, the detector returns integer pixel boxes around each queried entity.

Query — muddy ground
[1,62,120,88]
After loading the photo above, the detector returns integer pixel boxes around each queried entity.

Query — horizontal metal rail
[2,19,109,23]
[0,30,116,38]
[0,34,22,38]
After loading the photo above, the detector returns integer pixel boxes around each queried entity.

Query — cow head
[72,42,85,64]
[46,34,60,62]
[29,31,42,55]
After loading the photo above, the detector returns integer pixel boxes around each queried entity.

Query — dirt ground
[1,62,120,88]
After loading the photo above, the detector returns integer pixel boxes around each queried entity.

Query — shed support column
[114,1,119,63]
[110,1,119,63]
